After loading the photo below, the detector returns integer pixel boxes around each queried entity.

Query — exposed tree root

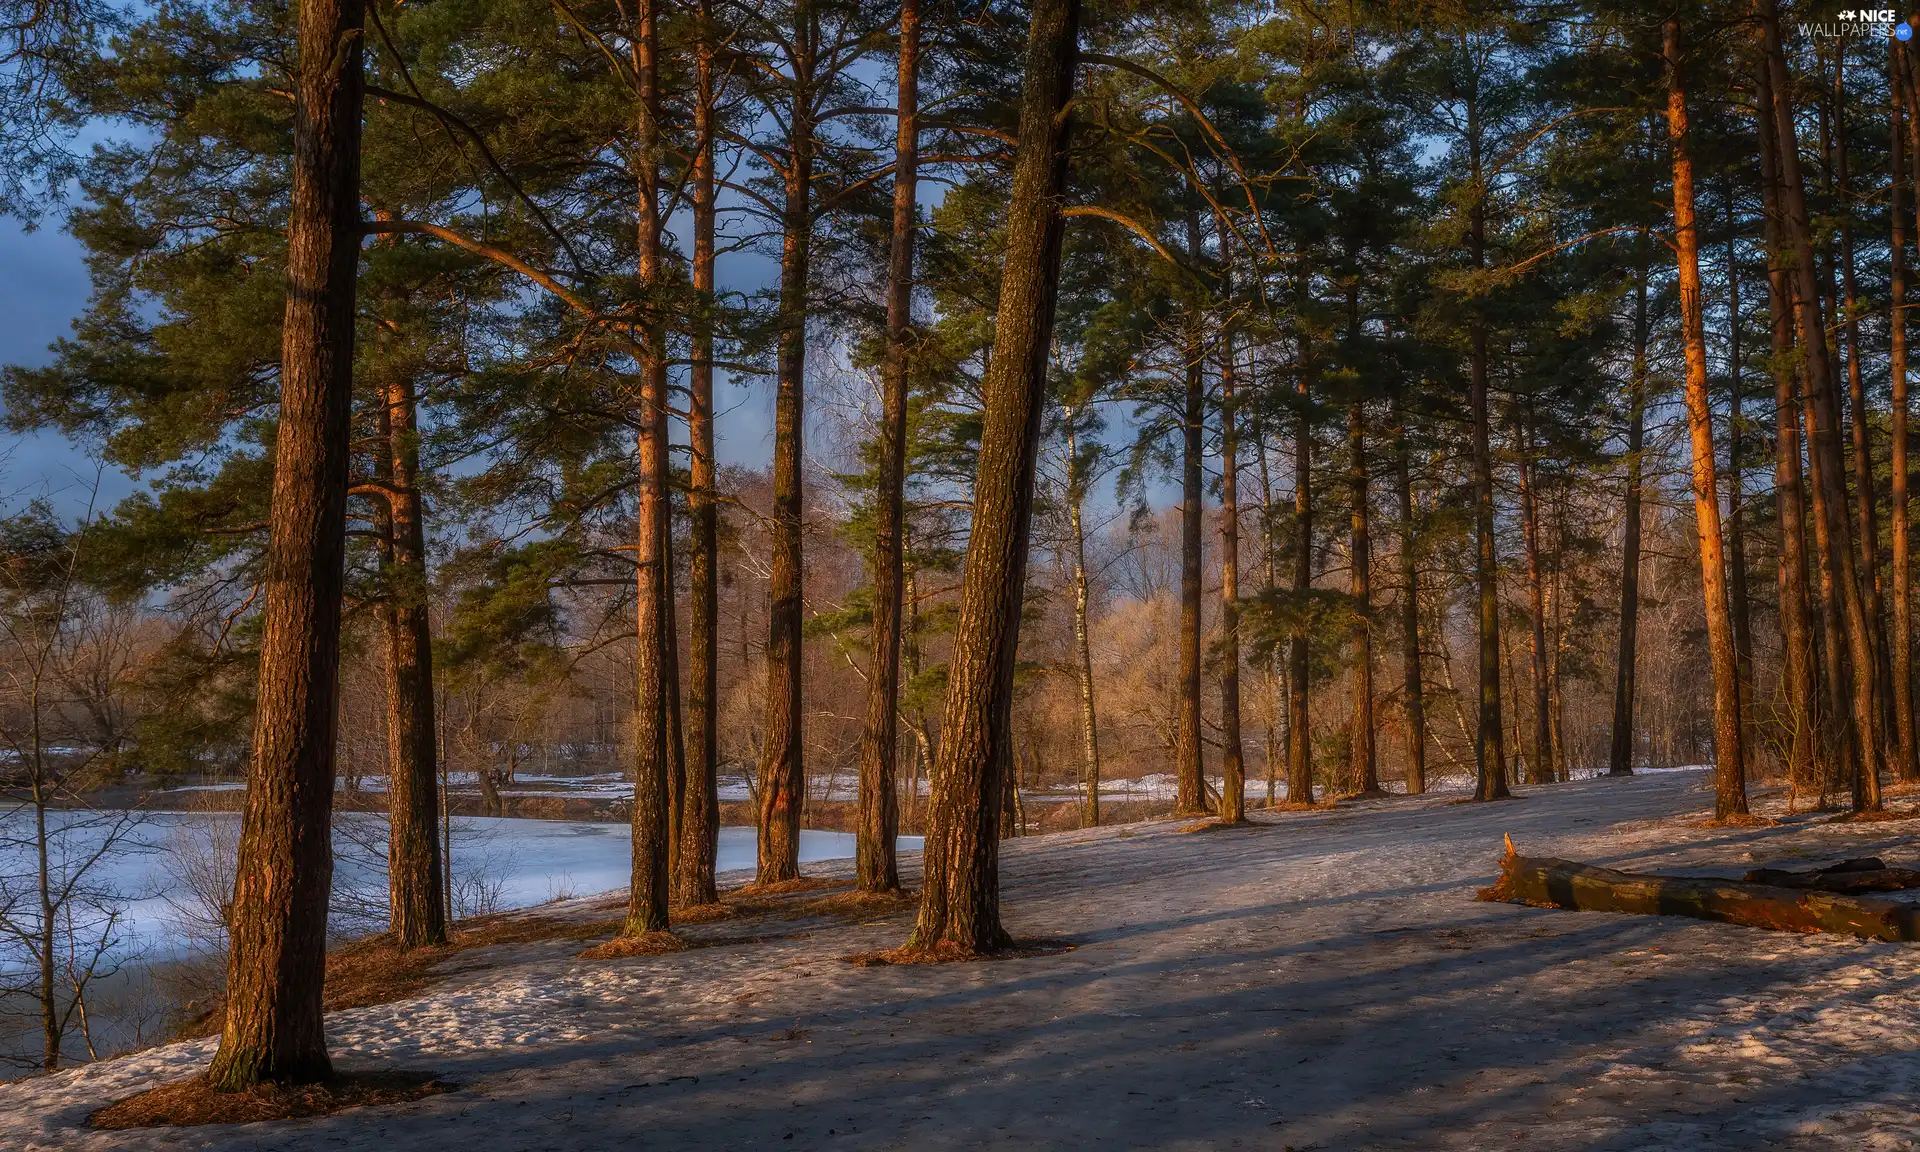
[90,1072,454,1129]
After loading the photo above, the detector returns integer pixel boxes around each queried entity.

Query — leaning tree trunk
[906,0,1078,956]
[675,4,722,908]
[1219,330,1246,823]
[625,0,673,936]
[1665,16,1748,820]
[207,0,363,1090]
[1761,0,1882,811]
[855,0,918,894]
[1394,387,1425,794]
[1608,244,1649,777]
[758,19,818,883]
[1347,394,1379,795]
[382,367,445,948]
[1758,59,1819,797]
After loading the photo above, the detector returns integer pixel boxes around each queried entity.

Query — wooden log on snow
[1740,858,1920,893]
[1477,840,1920,942]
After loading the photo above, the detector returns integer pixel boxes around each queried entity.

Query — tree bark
[1287,342,1316,806]
[625,0,673,935]
[1895,35,1920,782]
[1757,56,1818,798]
[758,8,818,882]
[1665,17,1747,819]
[1067,419,1101,828]
[1725,197,1755,752]
[675,6,722,907]
[1518,417,1552,785]
[1467,92,1508,801]
[1481,847,1920,943]
[381,367,444,948]
[207,0,363,1089]
[1608,243,1649,777]
[1394,387,1424,794]
[1760,0,1882,811]
[905,0,1078,955]
[1347,395,1378,795]
[1175,226,1206,816]
[855,0,918,894]
[1219,332,1246,822]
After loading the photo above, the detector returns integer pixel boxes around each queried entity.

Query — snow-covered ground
[12,769,1920,1149]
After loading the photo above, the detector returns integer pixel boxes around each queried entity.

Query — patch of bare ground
[730,876,844,898]
[88,1072,454,1130]
[669,902,737,925]
[578,931,686,960]
[1263,799,1340,812]
[842,938,1075,967]
[179,912,622,1038]
[789,888,919,918]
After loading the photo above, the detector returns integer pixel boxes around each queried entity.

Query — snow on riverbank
[0,811,922,972]
[16,769,1920,1150]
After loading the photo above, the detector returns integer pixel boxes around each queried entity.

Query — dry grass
[731,876,844,898]
[1689,813,1781,829]
[1827,807,1918,824]
[789,888,920,918]
[89,1072,454,1130]
[578,930,686,960]
[844,938,1074,967]
[670,901,738,925]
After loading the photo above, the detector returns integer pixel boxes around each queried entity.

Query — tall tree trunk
[905,0,1078,955]
[624,0,673,936]
[1394,387,1425,794]
[855,0,918,894]
[1895,34,1920,782]
[676,7,722,908]
[1067,419,1101,828]
[1347,394,1378,795]
[1760,0,1882,811]
[1667,16,1747,819]
[1757,57,1819,798]
[1835,56,1895,770]
[206,0,363,1089]
[1725,197,1755,749]
[1467,96,1509,801]
[1258,417,1282,806]
[1175,222,1206,816]
[382,367,445,948]
[1518,417,1552,785]
[1287,343,1316,806]
[1219,333,1246,822]
[1609,243,1650,777]
[758,13,818,882]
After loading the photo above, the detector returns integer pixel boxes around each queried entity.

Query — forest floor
[7,768,1920,1150]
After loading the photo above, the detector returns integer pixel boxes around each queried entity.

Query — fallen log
[1477,838,1920,942]
[1740,858,1920,893]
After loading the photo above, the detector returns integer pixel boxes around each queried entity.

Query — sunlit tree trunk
[1287,341,1316,806]
[906,0,1078,955]
[758,7,819,881]
[625,0,673,935]
[1759,0,1882,811]
[207,0,363,1089]
[1666,15,1746,818]
[1518,417,1552,785]
[856,0,918,893]
[676,5,722,907]
[1347,393,1378,795]
[1175,221,1206,816]
[1066,419,1101,827]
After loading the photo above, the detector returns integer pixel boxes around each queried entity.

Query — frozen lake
[0,810,923,972]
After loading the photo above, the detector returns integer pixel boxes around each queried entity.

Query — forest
[0,0,1917,1130]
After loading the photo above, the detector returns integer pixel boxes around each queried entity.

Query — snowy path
[8,770,1920,1150]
